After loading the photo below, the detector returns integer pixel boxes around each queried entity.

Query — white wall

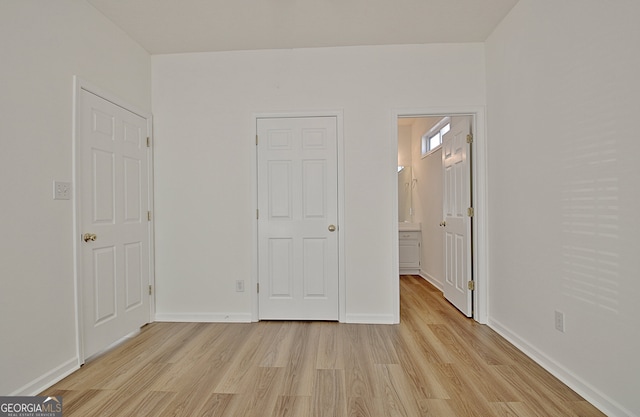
[0,1,151,395]
[410,118,444,288]
[152,44,486,323]
[486,1,640,416]
[398,125,412,222]
[397,125,412,168]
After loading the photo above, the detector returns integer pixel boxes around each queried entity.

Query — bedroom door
[78,87,152,359]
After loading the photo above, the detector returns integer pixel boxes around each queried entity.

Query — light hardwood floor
[42,276,606,416]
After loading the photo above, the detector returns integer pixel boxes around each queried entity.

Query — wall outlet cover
[554,310,565,333]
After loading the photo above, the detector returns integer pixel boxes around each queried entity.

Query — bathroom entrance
[396,110,484,320]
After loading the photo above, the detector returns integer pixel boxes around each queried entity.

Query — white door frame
[392,106,488,324]
[72,76,155,363]
[251,110,345,322]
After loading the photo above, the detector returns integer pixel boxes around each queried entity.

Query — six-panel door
[257,117,339,320]
[442,116,473,317]
[80,89,150,358]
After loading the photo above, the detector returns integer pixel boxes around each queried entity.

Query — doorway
[393,107,488,323]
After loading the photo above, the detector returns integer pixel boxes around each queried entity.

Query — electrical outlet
[53,181,71,200]
[554,310,565,333]
[235,280,245,292]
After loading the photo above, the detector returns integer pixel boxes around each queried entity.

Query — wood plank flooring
[42,276,606,416]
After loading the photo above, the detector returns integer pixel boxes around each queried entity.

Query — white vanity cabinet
[399,229,421,274]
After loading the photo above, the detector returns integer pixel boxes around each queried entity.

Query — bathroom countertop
[398,222,421,232]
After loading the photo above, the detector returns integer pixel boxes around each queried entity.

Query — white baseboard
[488,318,634,417]
[344,313,396,324]
[154,313,253,323]
[419,270,443,291]
[10,357,79,396]
[157,313,398,325]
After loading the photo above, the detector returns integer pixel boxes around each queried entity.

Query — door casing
[72,76,155,363]
[393,106,488,324]
[252,111,345,322]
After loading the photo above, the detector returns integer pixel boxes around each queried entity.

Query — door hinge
[257,283,260,293]
[256,135,258,146]
[256,209,259,220]
[466,133,473,144]
[148,285,153,295]
[468,281,475,291]
[467,207,474,217]
[148,211,152,221]
[147,137,151,148]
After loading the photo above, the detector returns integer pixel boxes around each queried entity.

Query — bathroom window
[421,117,450,157]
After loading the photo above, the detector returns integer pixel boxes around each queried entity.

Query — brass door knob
[328,225,336,232]
[83,233,97,242]
[439,221,446,227]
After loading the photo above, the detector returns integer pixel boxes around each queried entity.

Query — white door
[257,117,339,320]
[79,89,151,359]
[442,116,473,317]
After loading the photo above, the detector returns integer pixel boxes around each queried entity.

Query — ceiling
[86,0,519,55]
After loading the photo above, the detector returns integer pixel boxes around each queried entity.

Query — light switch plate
[53,181,72,200]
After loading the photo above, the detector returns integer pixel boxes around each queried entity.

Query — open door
[77,86,152,359]
[442,116,473,317]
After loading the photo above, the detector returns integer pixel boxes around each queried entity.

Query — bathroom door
[442,116,473,317]
[257,116,339,320]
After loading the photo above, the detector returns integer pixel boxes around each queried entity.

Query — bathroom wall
[410,118,444,288]
[398,124,413,222]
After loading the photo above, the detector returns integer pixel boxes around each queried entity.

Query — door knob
[328,225,336,232]
[439,221,446,227]
[83,233,97,242]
